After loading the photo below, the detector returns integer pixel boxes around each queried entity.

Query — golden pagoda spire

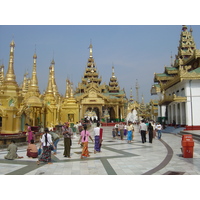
[89,43,93,58]
[46,66,53,94]
[0,64,4,85]
[4,40,17,85]
[27,53,40,96]
[30,53,38,87]
[70,81,74,98]
[50,59,59,97]
[112,66,115,77]
[135,79,139,103]
[21,71,29,96]
[108,65,120,92]
[65,79,70,98]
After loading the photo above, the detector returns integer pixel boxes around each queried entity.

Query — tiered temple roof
[151,25,200,95]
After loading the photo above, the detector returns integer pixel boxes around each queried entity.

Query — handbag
[49,145,54,151]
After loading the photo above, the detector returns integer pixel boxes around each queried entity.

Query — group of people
[112,121,134,143]
[4,120,163,164]
[112,120,163,144]
[139,120,163,143]
[63,121,103,159]
[5,121,103,164]
[4,125,60,164]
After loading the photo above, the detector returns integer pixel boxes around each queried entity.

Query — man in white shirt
[139,120,147,143]
[94,122,101,153]
[156,122,162,139]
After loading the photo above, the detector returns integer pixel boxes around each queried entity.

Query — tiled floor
[1,125,200,175]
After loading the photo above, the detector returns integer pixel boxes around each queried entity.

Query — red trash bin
[181,134,194,158]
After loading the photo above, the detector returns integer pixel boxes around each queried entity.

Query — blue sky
[1,25,200,103]
[1,1,200,103]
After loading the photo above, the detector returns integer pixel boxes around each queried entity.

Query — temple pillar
[116,105,119,122]
[168,105,171,125]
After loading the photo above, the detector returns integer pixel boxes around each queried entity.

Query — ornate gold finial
[30,53,39,88]
[50,59,59,97]
[89,43,93,58]
[135,79,139,103]
[65,79,70,98]
[182,25,187,31]
[4,40,17,84]
[70,81,74,98]
[51,59,55,65]
[190,26,193,34]
[46,66,53,93]
[112,66,115,77]
[33,53,37,59]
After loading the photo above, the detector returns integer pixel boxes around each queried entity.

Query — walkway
[0,125,200,175]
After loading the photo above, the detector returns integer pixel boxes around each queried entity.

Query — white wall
[166,79,200,126]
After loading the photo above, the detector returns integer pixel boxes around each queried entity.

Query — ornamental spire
[46,66,53,94]
[108,65,120,93]
[50,59,59,97]
[0,64,4,85]
[4,40,17,85]
[27,53,40,96]
[129,87,134,102]
[175,25,196,66]
[89,43,93,58]
[112,65,115,77]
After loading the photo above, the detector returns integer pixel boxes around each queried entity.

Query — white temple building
[151,25,200,130]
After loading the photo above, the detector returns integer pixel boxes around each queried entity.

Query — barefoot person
[4,140,23,160]
[37,128,55,165]
[78,124,93,159]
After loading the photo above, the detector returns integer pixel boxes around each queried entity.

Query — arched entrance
[93,107,100,122]
[84,106,100,123]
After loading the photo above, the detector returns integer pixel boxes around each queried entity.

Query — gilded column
[116,105,119,122]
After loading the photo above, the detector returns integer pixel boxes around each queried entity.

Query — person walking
[118,122,124,140]
[37,128,55,165]
[62,122,73,158]
[112,128,117,139]
[127,121,134,143]
[139,120,147,143]
[93,122,101,153]
[49,130,60,155]
[152,121,156,138]
[156,122,162,139]
[26,126,34,143]
[148,123,153,143]
[78,124,93,159]
[114,123,119,138]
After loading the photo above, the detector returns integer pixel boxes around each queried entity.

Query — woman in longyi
[78,124,93,159]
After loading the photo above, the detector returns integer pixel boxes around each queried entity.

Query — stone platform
[0,124,200,175]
